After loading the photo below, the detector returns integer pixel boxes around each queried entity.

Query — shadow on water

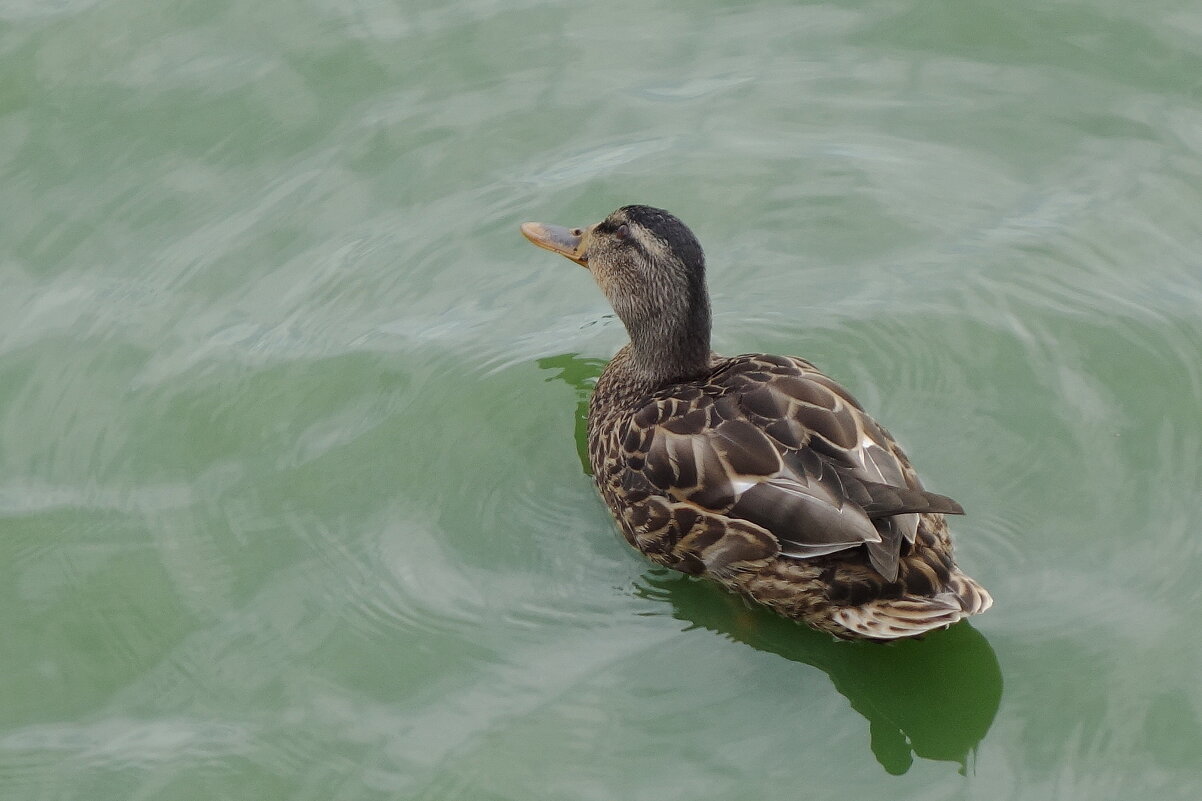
[538,352,1003,775]
[639,570,1003,775]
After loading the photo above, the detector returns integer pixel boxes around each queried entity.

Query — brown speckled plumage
[521,205,991,640]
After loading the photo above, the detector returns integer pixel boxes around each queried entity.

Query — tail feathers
[833,572,992,640]
[834,595,964,640]
[952,573,994,616]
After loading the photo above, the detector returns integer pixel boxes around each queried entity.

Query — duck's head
[521,205,712,383]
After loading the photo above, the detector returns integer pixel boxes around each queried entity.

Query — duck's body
[522,205,991,640]
[587,346,991,640]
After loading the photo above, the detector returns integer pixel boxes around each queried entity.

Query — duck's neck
[623,301,713,389]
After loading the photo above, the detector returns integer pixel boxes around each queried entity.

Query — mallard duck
[521,205,991,640]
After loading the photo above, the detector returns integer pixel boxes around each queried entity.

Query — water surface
[3,0,1202,798]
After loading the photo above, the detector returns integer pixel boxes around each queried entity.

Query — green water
[3,0,1202,798]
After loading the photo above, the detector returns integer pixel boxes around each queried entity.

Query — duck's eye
[615,224,630,241]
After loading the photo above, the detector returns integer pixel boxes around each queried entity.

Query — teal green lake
[4,0,1202,798]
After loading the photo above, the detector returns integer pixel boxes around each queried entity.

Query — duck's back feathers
[600,354,963,583]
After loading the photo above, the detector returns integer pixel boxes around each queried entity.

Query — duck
[520,205,991,640]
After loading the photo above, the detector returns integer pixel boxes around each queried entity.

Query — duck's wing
[625,355,962,581]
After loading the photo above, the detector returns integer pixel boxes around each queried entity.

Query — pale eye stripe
[640,232,674,266]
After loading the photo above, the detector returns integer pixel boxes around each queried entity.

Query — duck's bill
[520,222,589,266]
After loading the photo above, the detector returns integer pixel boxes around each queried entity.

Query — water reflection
[639,571,1002,775]
[536,352,604,474]
[539,352,1003,775]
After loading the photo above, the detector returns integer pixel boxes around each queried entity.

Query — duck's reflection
[537,352,604,474]
[639,568,1002,775]
[539,352,1003,775]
